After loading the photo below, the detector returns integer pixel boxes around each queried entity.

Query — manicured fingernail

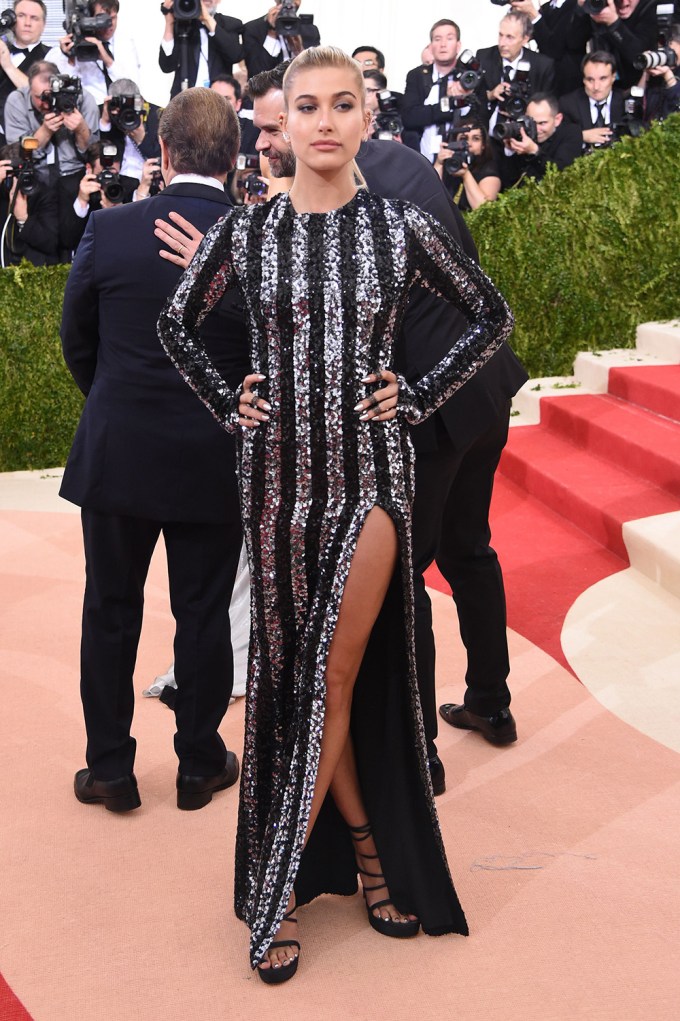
[359,413,370,421]
[361,376,373,383]
[354,403,364,412]
[260,401,271,411]
[255,373,266,379]
[260,414,269,421]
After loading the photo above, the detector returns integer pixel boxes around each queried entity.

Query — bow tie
[10,45,30,56]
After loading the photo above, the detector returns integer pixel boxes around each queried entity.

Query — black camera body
[149,161,163,196]
[489,0,510,5]
[611,86,646,139]
[582,0,609,14]
[276,0,303,36]
[453,50,484,92]
[160,0,202,21]
[442,138,474,175]
[109,93,144,133]
[493,114,538,143]
[243,172,268,197]
[634,46,678,70]
[0,7,16,30]
[498,61,532,119]
[41,74,82,114]
[3,137,39,197]
[373,91,403,138]
[93,144,124,205]
[236,153,260,171]
[63,0,113,62]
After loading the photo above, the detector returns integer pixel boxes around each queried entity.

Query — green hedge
[1,114,679,471]
[467,113,680,376]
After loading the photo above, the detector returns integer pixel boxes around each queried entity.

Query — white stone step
[635,320,680,362]
[510,376,595,426]
[623,511,680,602]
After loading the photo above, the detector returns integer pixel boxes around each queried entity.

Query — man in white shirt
[45,0,141,109]
[159,0,242,99]
[559,50,624,146]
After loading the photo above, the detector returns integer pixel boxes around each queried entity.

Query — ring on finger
[251,395,259,410]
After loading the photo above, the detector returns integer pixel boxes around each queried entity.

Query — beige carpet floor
[2,506,680,1021]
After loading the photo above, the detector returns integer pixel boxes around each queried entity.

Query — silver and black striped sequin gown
[158,189,513,968]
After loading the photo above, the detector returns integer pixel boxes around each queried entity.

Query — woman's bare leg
[259,507,405,970]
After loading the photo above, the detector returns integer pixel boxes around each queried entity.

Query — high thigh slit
[158,188,514,967]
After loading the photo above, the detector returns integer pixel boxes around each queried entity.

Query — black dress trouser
[411,404,512,757]
[80,508,241,780]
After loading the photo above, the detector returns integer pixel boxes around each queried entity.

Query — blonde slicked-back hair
[282,46,368,187]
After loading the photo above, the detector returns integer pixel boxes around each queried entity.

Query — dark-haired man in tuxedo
[159,0,243,98]
[0,0,48,138]
[560,51,624,147]
[60,87,249,813]
[242,1,319,78]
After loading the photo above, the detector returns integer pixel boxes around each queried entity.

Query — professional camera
[2,136,39,196]
[489,0,510,5]
[149,161,164,196]
[160,0,201,21]
[582,0,609,14]
[242,172,268,197]
[442,138,474,175]
[493,114,538,142]
[41,74,82,114]
[611,87,645,138]
[634,46,678,69]
[236,153,260,171]
[63,0,113,62]
[94,143,124,205]
[498,60,532,118]
[453,50,484,92]
[276,0,302,36]
[373,91,403,138]
[0,7,16,29]
[109,93,144,133]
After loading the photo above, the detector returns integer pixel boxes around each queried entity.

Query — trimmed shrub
[467,114,680,376]
[1,115,679,471]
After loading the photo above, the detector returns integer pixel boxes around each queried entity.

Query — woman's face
[283,66,371,174]
[463,128,484,157]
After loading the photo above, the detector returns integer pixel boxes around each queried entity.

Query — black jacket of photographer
[531,0,587,96]
[241,14,320,78]
[402,63,489,153]
[566,0,658,89]
[0,41,49,139]
[559,85,625,130]
[513,119,583,181]
[158,13,243,98]
[0,177,59,265]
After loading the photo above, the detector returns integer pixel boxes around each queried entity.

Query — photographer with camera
[559,50,625,145]
[46,1,141,110]
[159,0,243,98]
[403,20,488,158]
[503,91,583,179]
[99,78,161,203]
[242,2,319,78]
[635,19,680,121]
[477,10,556,123]
[508,0,586,96]
[364,70,405,142]
[0,1,49,139]
[57,138,122,253]
[211,73,259,152]
[0,135,59,265]
[4,60,98,186]
[568,0,658,89]
[434,122,501,210]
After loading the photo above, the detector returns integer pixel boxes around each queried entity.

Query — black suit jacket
[567,0,657,90]
[60,182,250,523]
[517,120,583,181]
[559,87,625,130]
[242,15,320,77]
[158,14,243,98]
[402,63,488,152]
[0,42,49,135]
[532,0,585,97]
[476,45,556,103]
[356,140,527,454]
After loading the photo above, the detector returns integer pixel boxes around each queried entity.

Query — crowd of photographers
[0,0,678,267]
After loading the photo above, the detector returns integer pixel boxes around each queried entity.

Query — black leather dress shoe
[428,755,446,796]
[176,751,240,810]
[439,704,517,746]
[74,769,141,812]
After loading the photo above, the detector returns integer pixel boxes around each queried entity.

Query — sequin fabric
[158,189,514,968]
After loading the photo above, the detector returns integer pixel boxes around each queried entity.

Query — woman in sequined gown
[158,47,513,981]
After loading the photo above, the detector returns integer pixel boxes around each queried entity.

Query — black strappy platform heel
[257,902,300,984]
[349,823,420,939]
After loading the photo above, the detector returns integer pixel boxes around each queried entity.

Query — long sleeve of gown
[397,203,514,425]
[157,215,242,433]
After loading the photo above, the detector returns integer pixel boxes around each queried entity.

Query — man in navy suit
[60,87,249,813]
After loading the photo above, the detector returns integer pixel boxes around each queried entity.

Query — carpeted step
[538,394,680,499]
[607,364,680,424]
[499,426,678,559]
